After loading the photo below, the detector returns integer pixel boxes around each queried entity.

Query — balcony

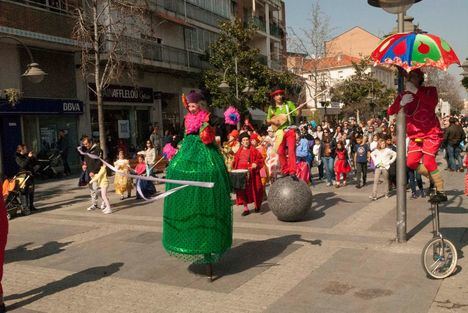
[269,23,282,38]
[5,0,76,15]
[140,40,204,70]
[251,16,267,33]
[149,0,228,28]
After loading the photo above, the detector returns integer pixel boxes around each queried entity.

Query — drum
[230,169,249,190]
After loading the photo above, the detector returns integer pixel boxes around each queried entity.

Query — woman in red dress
[0,185,8,313]
[334,140,351,187]
[232,132,265,216]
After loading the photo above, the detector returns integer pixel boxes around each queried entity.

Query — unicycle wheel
[421,237,457,279]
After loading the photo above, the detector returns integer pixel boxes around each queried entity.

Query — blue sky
[284,0,468,96]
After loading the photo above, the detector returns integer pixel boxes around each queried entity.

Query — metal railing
[269,23,282,38]
[251,16,267,32]
[139,39,204,70]
[7,0,74,15]
[149,0,228,27]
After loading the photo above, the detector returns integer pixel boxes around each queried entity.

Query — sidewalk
[2,167,467,312]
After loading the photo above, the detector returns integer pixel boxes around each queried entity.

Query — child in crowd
[114,149,132,200]
[370,139,397,200]
[353,135,370,188]
[334,141,351,187]
[134,153,156,199]
[369,134,379,170]
[89,164,112,214]
[312,137,323,180]
[296,130,311,184]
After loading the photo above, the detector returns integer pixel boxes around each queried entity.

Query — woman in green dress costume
[163,91,232,264]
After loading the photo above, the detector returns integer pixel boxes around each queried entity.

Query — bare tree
[424,68,464,113]
[287,0,334,109]
[73,0,148,158]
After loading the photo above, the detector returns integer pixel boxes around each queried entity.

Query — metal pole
[396,11,407,243]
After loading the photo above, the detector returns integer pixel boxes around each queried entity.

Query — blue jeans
[322,156,335,183]
[446,144,462,170]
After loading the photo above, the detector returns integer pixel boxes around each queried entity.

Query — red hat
[229,130,239,138]
[250,133,260,142]
[270,89,285,98]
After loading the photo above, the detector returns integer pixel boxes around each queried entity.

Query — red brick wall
[0,1,76,39]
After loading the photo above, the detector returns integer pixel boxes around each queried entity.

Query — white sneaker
[102,207,112,214]
[326,182,332,187]
[87,205,97,211]
[100,203,106,210]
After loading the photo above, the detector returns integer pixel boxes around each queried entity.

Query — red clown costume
[232,133,265,215]
[387,68,446,201]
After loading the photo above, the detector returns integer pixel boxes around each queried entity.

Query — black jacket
[15,153,36,173]
[444,124,466,147]
[84,144,103,175]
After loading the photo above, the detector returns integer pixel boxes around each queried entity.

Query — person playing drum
[266,89,299,180]
[232,132,265,216]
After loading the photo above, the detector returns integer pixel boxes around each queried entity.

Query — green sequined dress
[163,134,232,264]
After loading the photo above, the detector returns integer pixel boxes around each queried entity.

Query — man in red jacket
[232,132,265,216]
[0,186,8,312]
[388,68,447,202]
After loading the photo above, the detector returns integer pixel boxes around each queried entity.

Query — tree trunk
[93,1,107,159]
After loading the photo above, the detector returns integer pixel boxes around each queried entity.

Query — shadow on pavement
[5,262,124,310]
[188,235,321,280]
[37,196,89,212]
[5,241,72,264]
[303,192,352,221]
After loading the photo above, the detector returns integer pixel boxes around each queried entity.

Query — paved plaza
[2,168,468,313]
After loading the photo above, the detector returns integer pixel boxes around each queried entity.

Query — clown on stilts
[387,68,447,203]
[162,91,232,269]
[266,89,299,180]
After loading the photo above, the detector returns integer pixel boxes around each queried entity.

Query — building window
[185,27,218,53]
[11,0,73,15]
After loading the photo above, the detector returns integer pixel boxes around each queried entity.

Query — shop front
[0,98,83,177]
[89,84,154,159]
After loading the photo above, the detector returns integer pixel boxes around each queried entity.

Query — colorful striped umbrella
[370,32,460,72]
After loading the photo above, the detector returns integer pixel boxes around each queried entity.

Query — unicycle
[421,194,457,279]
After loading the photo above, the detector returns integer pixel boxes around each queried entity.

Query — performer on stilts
[388,68,447,203]
[266,89,299,180]
[162,91,232,266]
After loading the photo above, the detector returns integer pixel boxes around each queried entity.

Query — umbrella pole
[396,12,407,243]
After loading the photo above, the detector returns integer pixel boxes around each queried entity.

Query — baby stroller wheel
[6,212,11,220]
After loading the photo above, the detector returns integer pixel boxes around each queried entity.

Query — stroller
[2,171,33,220]
[35,149,64,179]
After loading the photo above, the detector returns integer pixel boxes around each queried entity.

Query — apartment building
[234,0,286,70]
[0,0,83,176]
[287,26,395,120]
[0,0,287,175]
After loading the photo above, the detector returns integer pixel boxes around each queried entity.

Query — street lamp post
[0,35,47,83]
[219,57,256,100]
[368,0,422,243]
